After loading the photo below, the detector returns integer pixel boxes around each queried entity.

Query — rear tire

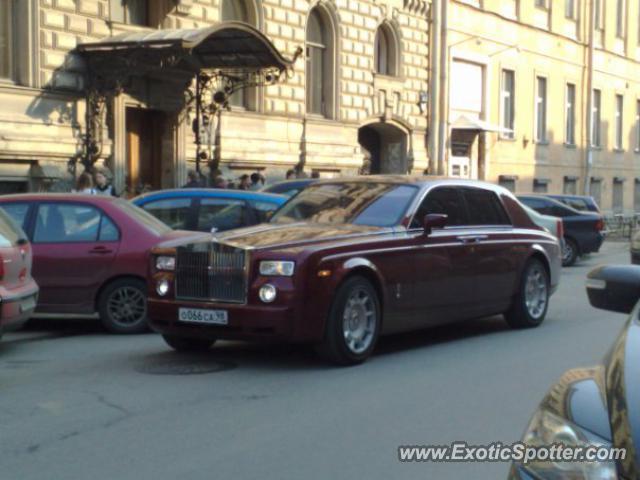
[163,335,216,352]
[504,259,550,329]
[315,276,381,366]
[562,237,579,267]
[98,278,148,334]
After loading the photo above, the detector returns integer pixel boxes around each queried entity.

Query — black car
[509,265,640,479]
[518,195,604,267]
[261,178,317,197]
[546,194,601,213]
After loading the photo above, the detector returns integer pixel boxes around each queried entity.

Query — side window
[463,189,511,225]
[141,198,191,230]
[99,215,119,241]
[0,208,24,247]
[197,198,248,232]
[250,200,280,224]
[1,203,29,230]
[519,197,545,211]
[34,204,101,243]
[411,188,467,228]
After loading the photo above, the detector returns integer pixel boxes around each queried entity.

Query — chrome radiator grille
[175,242,248,303]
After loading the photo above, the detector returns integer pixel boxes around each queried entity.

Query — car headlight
[259,260,295,276]
[156,255,176,272]
[518,409,617,480]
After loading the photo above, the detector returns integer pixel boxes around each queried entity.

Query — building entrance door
[125,108,165,196]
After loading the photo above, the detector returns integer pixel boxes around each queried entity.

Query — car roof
[517,194,585,213]
[262,178,318,189]
[0,193,119,204]
[131,188,287,204]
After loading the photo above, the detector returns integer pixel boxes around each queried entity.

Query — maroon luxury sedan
[148,177,562,364]
[0,194,200,334]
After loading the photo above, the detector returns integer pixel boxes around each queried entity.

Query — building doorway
[125,108,165,196]
[357,122,408,174]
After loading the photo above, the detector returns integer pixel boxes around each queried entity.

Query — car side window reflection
[411,188,467,229]
[1,203,30,230]
[197,198,247,232]
[99,215,119,241]
[34,204,102,243]
[142,198,191,230]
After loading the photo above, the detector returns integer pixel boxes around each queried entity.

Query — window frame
[500,69,515,139]
[635,99,640,152]
[565,83,576,146]
[305,6,336,119]
[534,76,548,144]
[461,187,512,227]
[615,93,624,151]
[616,0,626,38]
[109,0,150,27]
[0,0,14,81]
[591,89,602,147]
[564,0,576,19]
[140,196,195,231]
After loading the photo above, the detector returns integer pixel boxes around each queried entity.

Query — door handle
[456,234,488,244]
[89,246,113,254]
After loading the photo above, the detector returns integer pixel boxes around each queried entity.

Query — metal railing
[603,214,640,239]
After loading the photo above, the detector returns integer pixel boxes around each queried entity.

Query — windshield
[270,182,419,227]
[116,199,172,235]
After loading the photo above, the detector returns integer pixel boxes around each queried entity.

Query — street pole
[428,0,440,174]
[583,0,595,195]
[437,0,448,176]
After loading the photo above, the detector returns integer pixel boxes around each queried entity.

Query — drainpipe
[583,0,595,195]
[427,0,440,174]
[437,0,449,175]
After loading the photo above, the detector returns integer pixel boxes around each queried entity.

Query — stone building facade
[0,0,430,195]
[440,0,640,214]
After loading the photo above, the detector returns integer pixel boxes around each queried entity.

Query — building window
[595,0,604,30]
[615,94,624,150]
[533,179,549,193]
[634,179,640,212]
[565,83,576,145]
[636,100,640,151]
[498,176,517,193]
[590,178,602,207]
[221,0,256,109]
[616,0,626,37]
[563,177,578,194]
[613,178,624,213]
[306,7,335,118]
[535,76,547,143]
[0,0,12,80]
[535,0,548,8]
[110,0,149,26]
[374,23,398,76]
[500,69,515,139]
[591,89,601,147]
[565,0,576,19]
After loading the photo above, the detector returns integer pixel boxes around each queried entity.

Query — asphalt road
[0,241,631,480]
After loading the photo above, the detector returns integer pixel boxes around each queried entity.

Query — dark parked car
[518,194,605,267]
[546,194,601,213]
[0,208,38,340]
[509,264,640,479]
[261,178,317,197]
[148,177,561,365]
[0,194,198,334]
[132,189,287,233]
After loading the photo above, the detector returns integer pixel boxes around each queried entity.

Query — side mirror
[422,213,448,236]
[586,265,640,314]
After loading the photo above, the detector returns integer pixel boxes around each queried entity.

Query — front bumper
[0,281,39,335]
[148,298,298,341]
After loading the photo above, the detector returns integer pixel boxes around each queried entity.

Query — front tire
[562,237,579,267]
[504,259,550,329]
[316,276,381,366]
[163,335,216,352]
[98,278,148,334]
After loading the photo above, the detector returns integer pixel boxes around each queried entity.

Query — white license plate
[178,308,228,325]
[20,296,36,313]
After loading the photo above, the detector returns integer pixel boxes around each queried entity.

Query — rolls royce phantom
[148,177,561,365]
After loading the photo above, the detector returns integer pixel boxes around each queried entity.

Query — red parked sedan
[0,194,202,333]
[0,208,38,339]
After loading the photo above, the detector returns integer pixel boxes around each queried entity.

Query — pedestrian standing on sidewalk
[213,176,228,189]
[249,172,264,191]
[238,174,251,190]
[94,169,118,197]
[183,170,202,188]
[73,172,96,194]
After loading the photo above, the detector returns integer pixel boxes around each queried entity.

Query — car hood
[156,230,211,248]
[206,222,392,251]
[541,311,640,479]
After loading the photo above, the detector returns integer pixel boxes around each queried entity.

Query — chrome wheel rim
[524,265,548,319]
[107,286,147,326]
[342,287,376,354]
[562,242,574,263]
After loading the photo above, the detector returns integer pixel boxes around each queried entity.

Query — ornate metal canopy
[77,22,301,173]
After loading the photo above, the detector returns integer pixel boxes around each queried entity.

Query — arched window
[306,7,335,117]
[220,0,256,109]
[375,23,398,76]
